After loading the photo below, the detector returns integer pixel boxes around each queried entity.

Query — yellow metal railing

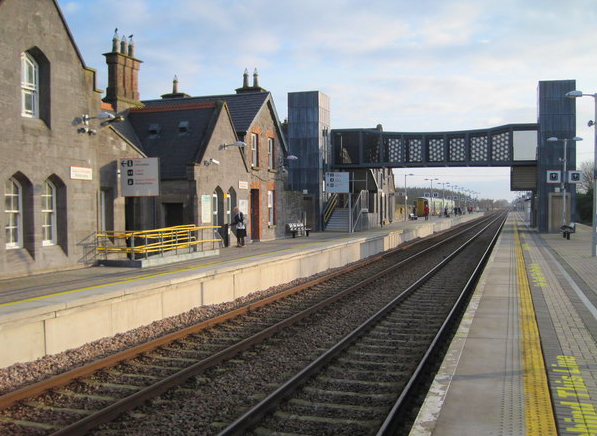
[323,193,339,224]
[97,225,223,260]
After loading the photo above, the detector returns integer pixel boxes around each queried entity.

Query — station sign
[325,172,349,193]
[120,157,160,197]
[70,166,92,181]
[547,170,561,184]
[569,171,583,184]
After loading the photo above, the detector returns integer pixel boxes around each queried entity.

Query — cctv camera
[211,159,220,165]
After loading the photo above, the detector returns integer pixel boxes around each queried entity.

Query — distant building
[285,94,396,231]
[105,35,293,241]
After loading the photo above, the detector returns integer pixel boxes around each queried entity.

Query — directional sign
[569,171,583,184]
[325,172,349,193]
[547,170,561,184]
[120,157,160,197]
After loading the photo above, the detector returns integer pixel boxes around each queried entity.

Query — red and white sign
[70,166,93,181]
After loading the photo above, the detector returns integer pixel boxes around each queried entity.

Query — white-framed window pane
[251,133,258,167]
[267,190,274,225]
[268,138,274,169]
[226,193,232,224]
[21,53,38,118]
[5,178,22,248]
[41,180,56,245]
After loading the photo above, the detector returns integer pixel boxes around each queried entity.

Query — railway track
[0,212,505,436]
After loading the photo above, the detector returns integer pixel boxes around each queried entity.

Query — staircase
[325,208,349,231]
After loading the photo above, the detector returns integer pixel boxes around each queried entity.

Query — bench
[408,213,418,220]
[287,222,311,238]
[560,222,576,240]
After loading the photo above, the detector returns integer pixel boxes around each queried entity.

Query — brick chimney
[103,32,143,111]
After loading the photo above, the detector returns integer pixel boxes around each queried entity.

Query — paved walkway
[411,213,597,436]
[0,217,434,306]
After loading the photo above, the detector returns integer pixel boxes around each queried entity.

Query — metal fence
[97,225,223,260]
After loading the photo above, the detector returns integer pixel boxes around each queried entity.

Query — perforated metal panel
[406,138,423,163]
[492,131,511,162]
[449,137,466,162]
[428,137,445,162]
[470,135,488,162]
[385,136,403,163]
[331,124,537,168]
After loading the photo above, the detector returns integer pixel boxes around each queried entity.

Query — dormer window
[178,121,189,135]
[21,53,38,118]
[148,123,161,138]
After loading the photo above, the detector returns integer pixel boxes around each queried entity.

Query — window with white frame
[267,190,274,225]
[212,192,218,226]
[42,180,56,245]
[251,133,259,167]
[5,178,22,249]
[21,53,39,118]
[268,138,274,169]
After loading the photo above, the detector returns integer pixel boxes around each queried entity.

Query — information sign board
[325,172,349,193]
[120,157,160,197]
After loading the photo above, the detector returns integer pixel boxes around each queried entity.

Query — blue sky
[57,0,597,201]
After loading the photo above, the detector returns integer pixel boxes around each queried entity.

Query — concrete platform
[0,213,478,369]
[411,213,597,436]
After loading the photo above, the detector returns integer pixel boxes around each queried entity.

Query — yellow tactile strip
[515,222,558,435]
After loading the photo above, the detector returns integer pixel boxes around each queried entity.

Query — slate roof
[121,102,221,179]
[142,92,270,135]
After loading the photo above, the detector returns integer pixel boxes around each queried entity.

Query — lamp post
[404,173,414,221]
[567,90,597,256]
[439,182,450,215]
[547,136,583,230]
[425,178,438,215]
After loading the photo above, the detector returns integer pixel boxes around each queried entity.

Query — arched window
[42,180,56,245]
[5,178,22,249]
[212,191,218,226]
[21,52,39,118]
[227,188,237,224]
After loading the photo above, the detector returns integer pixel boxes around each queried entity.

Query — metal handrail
[323,193,339,224]
[97,225,223,259]
[351,190,368,232]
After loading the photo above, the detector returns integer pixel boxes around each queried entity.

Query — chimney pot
[243,68,249,88]
[120,34,128,54]
[253,69,259,88]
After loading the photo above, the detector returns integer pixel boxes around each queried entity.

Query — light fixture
[73,111,124,134]
[219,141,246,150]
[204,158,220,166]
[286,154,298,160]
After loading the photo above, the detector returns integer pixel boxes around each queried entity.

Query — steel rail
[49,216,491,435]
[215,212,506,436]
[0,214,495,435]
[376,212,507,435]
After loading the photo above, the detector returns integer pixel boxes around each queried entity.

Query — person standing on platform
[232,207,247,247]
[424,204,430,220]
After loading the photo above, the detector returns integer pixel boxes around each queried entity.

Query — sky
[57,0,597,201]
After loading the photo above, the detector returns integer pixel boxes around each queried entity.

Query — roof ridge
[130,101,216,113]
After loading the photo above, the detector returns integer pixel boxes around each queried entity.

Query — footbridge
[323,80,577,233]
[331,123,538,168]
